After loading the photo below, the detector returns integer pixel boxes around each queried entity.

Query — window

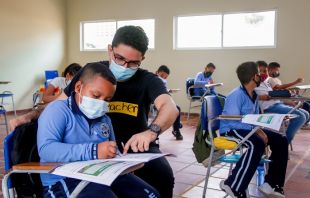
[117,19,155,49]
[80,19,155,51]
[175,15,222,49]
[223,11,276,47]
[80,21,116,51]
[174,10,276,49]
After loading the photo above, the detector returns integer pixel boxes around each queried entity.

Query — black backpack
[10,120,43,198]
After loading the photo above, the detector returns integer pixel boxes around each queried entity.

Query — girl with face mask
[37,63,160,198]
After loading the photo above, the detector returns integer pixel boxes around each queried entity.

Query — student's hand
[123,130,157,154]
[97,141,117,159]
[9,116,30,131]
[295,78,304,84]
[255,129,268,146]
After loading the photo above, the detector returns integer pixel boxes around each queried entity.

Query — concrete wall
[0,0,67,110]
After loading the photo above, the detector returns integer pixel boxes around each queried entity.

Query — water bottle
[256,164,265,186]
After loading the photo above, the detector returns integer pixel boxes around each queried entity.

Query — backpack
[192,95,225,166]
[11,120,43,198]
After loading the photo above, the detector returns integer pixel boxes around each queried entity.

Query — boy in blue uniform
[37,63,160,198]
[194,62,217,96]
[220,62,288,198]
[156,65,183,140]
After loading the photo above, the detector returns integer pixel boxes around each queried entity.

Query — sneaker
[258,183,285,198]
[220,180,247,198]
[172,130,183,140]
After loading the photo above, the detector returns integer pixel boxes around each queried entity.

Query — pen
[121,142,126,155]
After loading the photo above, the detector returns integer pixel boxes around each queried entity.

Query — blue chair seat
[219,154,271,164]
[0,93,14,97]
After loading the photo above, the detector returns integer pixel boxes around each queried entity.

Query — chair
[201,95,269,198]
[0,91,16,117]
[2,126,90,198]
[186,78,204,121]
[44,70,59,88]
[2,123,142,198]
[0,105,9,135]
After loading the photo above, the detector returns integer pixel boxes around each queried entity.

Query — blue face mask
[78,88,109,119]
[109,60,138,81]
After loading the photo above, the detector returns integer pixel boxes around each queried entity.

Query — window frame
[80,18,156,52]
[173,13,223,50]
[173,9,277,50]
[80,19,117,52]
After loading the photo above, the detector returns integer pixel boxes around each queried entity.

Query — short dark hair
[236,62,258,85]
[256,60,268,68]
[63,63,82,77]
[268,62,281,69]
[79,63,116,85]
[206,62,216,69]
[157,65,170,75]
[112,26,149,55]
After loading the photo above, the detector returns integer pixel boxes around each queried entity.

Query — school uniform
[37,95,160,198]
[194,72,216,96]
[220,86,288,193]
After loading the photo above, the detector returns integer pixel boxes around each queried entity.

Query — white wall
[0,0,67,110]
[66,0,310,112]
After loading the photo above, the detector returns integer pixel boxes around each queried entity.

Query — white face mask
[158,76,167,85]
[78,87,109,119]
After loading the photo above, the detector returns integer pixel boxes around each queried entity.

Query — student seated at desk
[37,63,160,198]
[266,62,304,90]
[193,62,217,96]
[42,63,82,103]
[156,65,183,140]
[256,61,309,143]
[220,62,288,198]
[266,62,310,126]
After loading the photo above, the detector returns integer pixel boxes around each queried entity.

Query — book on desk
[50,153,170,186]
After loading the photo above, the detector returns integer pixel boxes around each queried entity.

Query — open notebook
[50,153,170,186]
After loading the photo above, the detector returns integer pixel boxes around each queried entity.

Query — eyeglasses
[112,51,141,69]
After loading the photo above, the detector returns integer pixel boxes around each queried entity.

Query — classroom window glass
[223,11,276,47]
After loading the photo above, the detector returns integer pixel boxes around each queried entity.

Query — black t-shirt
[64,61,168,145]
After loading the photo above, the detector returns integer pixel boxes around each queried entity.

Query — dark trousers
[225,129,288,192]
[173,105,181,131]
[43,173,160,198]
[303,101,310,122]
[134,145,174,198]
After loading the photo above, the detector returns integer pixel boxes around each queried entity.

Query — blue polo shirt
[219,86,259,134]
[37,95,115,186]
[194,72,216,95]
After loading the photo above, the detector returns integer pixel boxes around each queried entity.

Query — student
[37,63,160,198]
[267,62,303,90]
[266,62,310,126]
[257,61,269,81]
[194,62,217,96]
[220,62,288,198]
[155,65,183,140]
[42,63,82,103]
[255,64,309,143]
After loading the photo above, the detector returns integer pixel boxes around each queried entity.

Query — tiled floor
[1,112,310,198]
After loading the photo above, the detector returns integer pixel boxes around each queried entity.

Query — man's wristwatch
[148,123,161,137]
